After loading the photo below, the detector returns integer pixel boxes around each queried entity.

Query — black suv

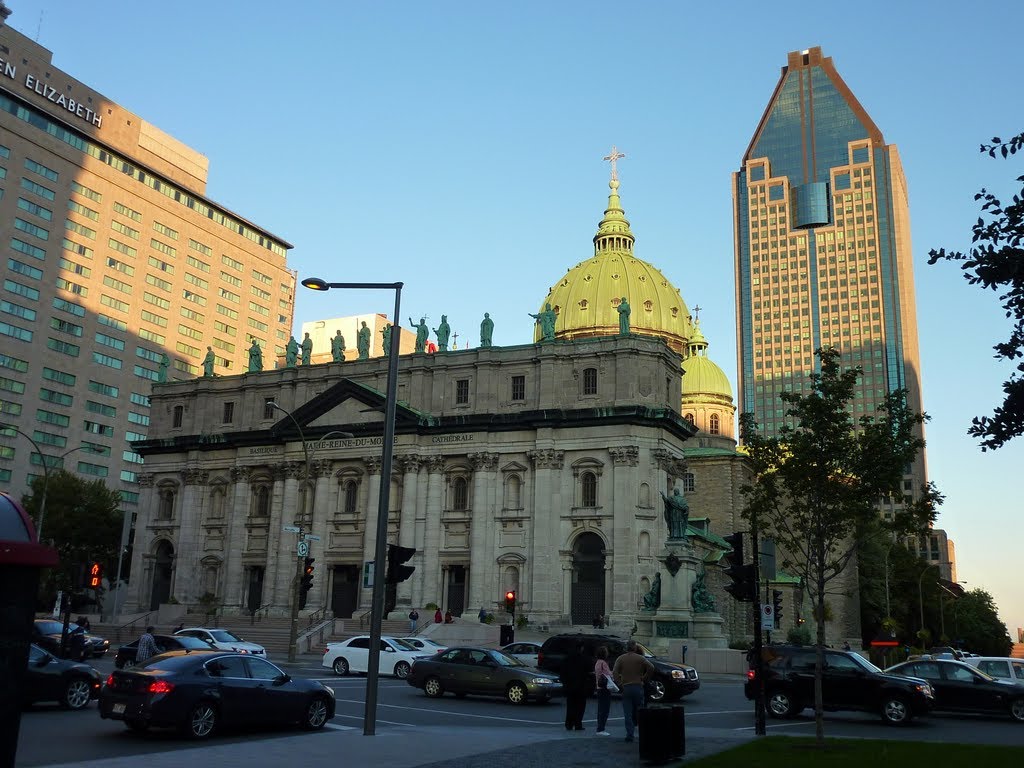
[537,633,699,701]
[745,644,934,725]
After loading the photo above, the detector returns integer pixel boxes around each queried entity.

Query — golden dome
[535,179,694,352]
[681,322,733,400]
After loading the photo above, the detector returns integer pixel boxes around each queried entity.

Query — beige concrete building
[0,23,294,515]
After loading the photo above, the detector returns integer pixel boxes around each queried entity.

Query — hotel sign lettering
[0,58,104,128]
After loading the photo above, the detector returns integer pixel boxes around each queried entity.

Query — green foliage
[950,589,1013,656]
[928,131,1024,450]
[21,471,123,601]
[515,613,529,629]
[727,639,752,651]
[424,602,439,611]
[786,625,812,645]
[483,613,494,625]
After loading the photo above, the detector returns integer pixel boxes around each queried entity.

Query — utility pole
[750,519,765,736]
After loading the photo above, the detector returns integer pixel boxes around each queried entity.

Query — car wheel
[1009,698,1024,722]
[394,661,411,679]
[125,719,149,733]
[182,701,218,739]
[767,691,798,718]
[646,679,667,702]
[332,657,349,676]
[506,681,527,705]
[302,696,330,730]
[62,678,93,710]
[880,695,912,725]
[424,676,444,698]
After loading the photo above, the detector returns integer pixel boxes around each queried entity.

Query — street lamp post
[301,276,402,736]
[918,562,939,637]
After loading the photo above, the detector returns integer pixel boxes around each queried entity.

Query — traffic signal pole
[750,520,766,736]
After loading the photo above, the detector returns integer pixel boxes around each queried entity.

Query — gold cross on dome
[693,305,703,322]
[603,145,626,180]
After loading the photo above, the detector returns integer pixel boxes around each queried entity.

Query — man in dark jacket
[560,642,592,730]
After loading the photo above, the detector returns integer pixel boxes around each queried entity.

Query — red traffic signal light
[504,590,516,614]
[300,557,315,593]
[88,562,102,588]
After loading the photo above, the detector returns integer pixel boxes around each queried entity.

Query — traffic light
[772,590,783,626]
[504,590,516,617]
[87,562,103,589]
[385,544,416,584]
[723,532,754,602]
[300,557,315,594]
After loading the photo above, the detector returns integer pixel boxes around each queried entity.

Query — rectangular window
[120,470,137,484]
[213,338,235,353]
[248,301,269,316]
[83,421,115,437]
[82,442,111,457]
[100,275,131,295]
[0,376,26,394]
[185,272,209,289]
[89,380,119,397]
[1,300,36,321]
[135,346,163,363]
[150,238,176,257]
[20,177,55,201]
[32,430,67,448]
[220,270,242,288]
[218,287,240,303]
[36,409,70,427]
[214,320,236,336]
[120,491,140,504]
[0,354,30,373]
[15,217,49,240]
[8,259,43,281]
[222,254,243,271]
[52,297,85,317]
[108,238,137,257]
[263,397,277,419]
[126,430,147,442]
[455,379,470,404]
[189,238,213,256]
[95,332,126,350]
[100,294,130,313]
[127,411,151,426]
[17,197,53,221]
[145,274,171,292]
[183,290,207,306]
[64,220,95,239]
[139,327,165,344]
[1,401,23,416]
[250,285,271,300]
[110,219,140,240]
[55,277,88,296]
[177,323,203,341]
[30,452,65,469]
[143,292,170,310]
[63,239,93,260]
[222,401,235,423]
[148,256,174,273]
[67,200,99,220]
[70,181,102,202]
[39,387,73,406]
[511,375,526,401]
[247,317,267,332]
[92,352,123,369]
[24,158,58,181]
[141,310,167,328]
[0,321,33,342]
[106,257,134,276]
[153,221,178,240]
[218,304,239,320]
[11,237,46,260]
[122,450,144,465]
[42,366,77,386]
[113,202,142,222]
[86,400,117,417]
[49,317,83,336]
[172,405,183,428]
[176,341,201,357]
[130,392,149,407]
[186,254,210,272]
[133,364,159,382]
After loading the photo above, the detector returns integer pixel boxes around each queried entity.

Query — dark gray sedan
[407,646,561,704]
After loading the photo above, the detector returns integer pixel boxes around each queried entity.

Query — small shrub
[516,614,528,629]
[786,625,812,646]
[424,601,439,611]
[728,639,752,651]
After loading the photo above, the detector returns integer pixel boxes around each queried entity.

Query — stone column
[527,449,564,622]
[268,462,299,612]
[467,452,498,613]
[396,456,421,608]
[174,468,208,603]
[123,472,155,614]
[358,455,383,610]
[308,459,331,610]
[224,467,252,611]
[420,456,445,609]
[609,446,639,620]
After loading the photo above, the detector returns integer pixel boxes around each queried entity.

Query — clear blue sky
[12,0,1023,637]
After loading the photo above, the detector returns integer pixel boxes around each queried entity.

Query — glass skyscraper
[733,47,934,538]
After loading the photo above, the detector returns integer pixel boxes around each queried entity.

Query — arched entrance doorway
[149,540,174,610]
[570,532,606,624]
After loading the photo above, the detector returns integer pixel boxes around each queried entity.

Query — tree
[928,132,1024,450]
[21,470,123,604]
[740,348,941,744]
[948,589,1013,657]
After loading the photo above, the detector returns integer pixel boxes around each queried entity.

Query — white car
[399,637,447,655]
[963,656,1024,682]
[174,628,268,658]
[323,635,427,679]
[500,641,541,667]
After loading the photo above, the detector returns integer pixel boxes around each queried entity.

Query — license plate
[112,703,126,714]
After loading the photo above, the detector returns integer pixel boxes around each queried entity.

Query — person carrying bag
[594,645,615,735]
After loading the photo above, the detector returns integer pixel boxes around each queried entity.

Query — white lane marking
[331,698,562,725]
[324,723,359,731]
[332,713,415,727]
[734,720,815,731]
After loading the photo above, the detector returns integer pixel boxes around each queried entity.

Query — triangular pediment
[269,378,427,440]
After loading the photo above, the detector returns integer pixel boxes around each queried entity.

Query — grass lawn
[684,736,1024,767]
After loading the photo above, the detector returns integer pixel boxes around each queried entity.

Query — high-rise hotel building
[733,47,951,578]
[0,21,295,516]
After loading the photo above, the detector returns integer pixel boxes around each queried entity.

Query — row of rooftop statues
[195,300,633,376]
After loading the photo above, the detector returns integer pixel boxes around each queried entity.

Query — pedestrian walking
[409,608,420,634]
[434,608,443,624]
[136,625,158,663]
[612,639,655,743]
[560,641,592,731]
[594,645,613,736]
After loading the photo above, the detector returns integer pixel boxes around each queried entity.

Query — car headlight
[671,669,686,679]
[532,678,555,685]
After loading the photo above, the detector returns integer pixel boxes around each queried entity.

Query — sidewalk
[40,724,751,768]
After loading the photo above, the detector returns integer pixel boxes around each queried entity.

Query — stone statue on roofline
[356,322,371,360]
[434,315,451,351]
[331,330,346,362]
[285,336,298,367]
[301,332,313,365]
[661,487,690,540]
[480,313,494,347]
[529,303,557,342]
[248,339,263,372]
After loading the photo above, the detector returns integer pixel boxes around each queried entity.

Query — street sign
[304,534,322,542]
[363,560,375,588]
[297,541,310,557]
[283,525,300,533]
[760,604,775,630]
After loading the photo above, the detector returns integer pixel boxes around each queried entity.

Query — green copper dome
[681,319,732,400]
[536,178,694,352]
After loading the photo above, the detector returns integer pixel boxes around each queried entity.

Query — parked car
[501,641,542,667]
[399,637,447,655]
[886,658,1024,722]
[98,650,335,738]
[537,633,699,701]
[32,619,109,659]
[407,645,562,704]
[962,656,1024,682]
[322,636,428,679]
[174,628,267,657]
[115,634,217,668]
[745,644,934,725]
[24,643,102,710]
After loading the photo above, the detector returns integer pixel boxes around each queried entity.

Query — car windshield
[489,650,526,667]
[209,630,242,642]
[390,639,417,651]
[36,621,64,634]
[849,652,883,673]
[177,636,215,650]
[635,642,656,658]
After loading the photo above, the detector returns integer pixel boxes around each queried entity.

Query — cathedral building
[124,169,789,643]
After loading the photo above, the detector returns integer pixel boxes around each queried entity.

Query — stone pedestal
[633,540,728,655]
